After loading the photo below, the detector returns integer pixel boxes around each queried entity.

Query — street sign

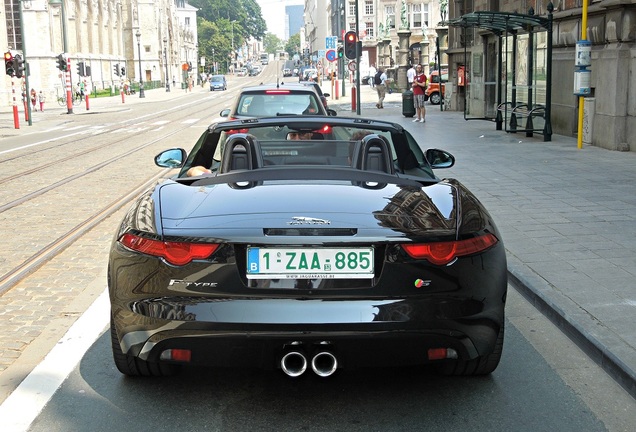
[326,49,336,62]
[325,36,337,49]
[348,61,356,72]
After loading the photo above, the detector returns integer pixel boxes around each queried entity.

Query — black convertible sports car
[108,116,507,378]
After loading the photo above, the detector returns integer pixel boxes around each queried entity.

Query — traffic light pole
[354,0,361,115]
[59,0,72,114]
[18,0,33,125]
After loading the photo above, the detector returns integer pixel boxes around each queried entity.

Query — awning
[446,11,551,35]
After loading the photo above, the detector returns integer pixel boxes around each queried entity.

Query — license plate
[247,247,374,279]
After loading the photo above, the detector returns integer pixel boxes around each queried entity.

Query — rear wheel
[110,316,178,377]
[429,92,441,105]
[436,322,504,376]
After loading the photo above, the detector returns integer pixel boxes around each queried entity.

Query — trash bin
[402,90,415,117]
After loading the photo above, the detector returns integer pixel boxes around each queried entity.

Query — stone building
[1,0,197,106]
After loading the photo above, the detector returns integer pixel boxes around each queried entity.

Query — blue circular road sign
[326,49,337,62]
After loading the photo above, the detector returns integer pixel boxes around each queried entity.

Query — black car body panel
[109,116,507,377]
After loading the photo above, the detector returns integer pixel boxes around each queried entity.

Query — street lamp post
[231,20,237,74]
[49,0,73,114]
[438,0,447,111]
[212,48,215,74]
[163,37,170,92]
[136,30,145,98]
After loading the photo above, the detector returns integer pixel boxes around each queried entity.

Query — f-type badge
[287,216,331,225]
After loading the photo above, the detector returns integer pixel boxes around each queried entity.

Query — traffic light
[344,31,357,60]
[120,66,125,76]
[77,61,85,77]
[14,54,24,78]
[114,63,120,77]
[337,46,343,59]
[56,53,67,71]
[4,51,14,76]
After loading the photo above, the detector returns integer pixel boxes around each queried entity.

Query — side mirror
[220,108,230,117]
[323,92,331,97]
[155,148,187,168]
[327,108,337,117]
[425,149,455,169]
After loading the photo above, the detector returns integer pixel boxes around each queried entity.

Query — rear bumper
[113,296,504,367]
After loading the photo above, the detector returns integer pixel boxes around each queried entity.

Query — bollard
[335,79,339,100]
[351,86,356,112]
[85,94,90,111]
[121,90,125,104]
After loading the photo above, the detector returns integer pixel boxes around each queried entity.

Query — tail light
[401,233,498,266]
[119,233,219,266]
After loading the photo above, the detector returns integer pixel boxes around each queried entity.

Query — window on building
[365,22,374,38]
[412,4,422,28]
[423,3,429,27]
[185,17,190,27]
[349,2,355,16]
[364,1,373,15]
[5,0,23,50]
[386,6,395,29]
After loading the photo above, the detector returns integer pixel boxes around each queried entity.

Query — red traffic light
[344,31,357,60]
[4,51,13,61]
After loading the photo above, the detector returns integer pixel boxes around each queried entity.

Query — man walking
[407,64,416,86]
[411,64,427,122]
[374,67,387,109]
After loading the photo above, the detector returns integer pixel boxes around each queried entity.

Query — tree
[263,33,283,55]
[189,0,266,41]
[284,33,301,59]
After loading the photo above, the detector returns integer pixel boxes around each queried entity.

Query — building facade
[2,0,197,106]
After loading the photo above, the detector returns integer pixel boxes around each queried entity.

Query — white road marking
[0,290,109,432]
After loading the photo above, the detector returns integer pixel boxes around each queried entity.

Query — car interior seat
[220,134,263,172]
[351,135,395,174]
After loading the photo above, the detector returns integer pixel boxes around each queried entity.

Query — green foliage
[284,33,301,58]
[191,0,267,73]
[263,33,283,55]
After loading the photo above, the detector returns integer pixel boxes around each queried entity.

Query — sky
[256,0,303,40]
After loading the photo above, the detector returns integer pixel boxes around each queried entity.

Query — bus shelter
[447,9,553,141]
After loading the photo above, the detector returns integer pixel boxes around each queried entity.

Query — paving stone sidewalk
[327,82,636,398]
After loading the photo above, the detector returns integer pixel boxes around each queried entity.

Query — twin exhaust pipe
[280,347,338,378]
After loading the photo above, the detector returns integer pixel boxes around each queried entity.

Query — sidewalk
[0,85,196,138]
[328,82,636,398]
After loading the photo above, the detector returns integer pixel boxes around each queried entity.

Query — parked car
[426,70,448,105]
[300,68,318,82]
[219,82,336,119]
[249,65,262,76]
[298,80,330,108]
[209,74,227,91]
[282,68,292,77]
[109,115,508,378]
[237,67,248,77]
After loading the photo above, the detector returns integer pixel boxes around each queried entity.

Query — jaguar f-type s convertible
[108,116,507,378]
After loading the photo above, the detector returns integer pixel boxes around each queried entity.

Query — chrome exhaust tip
[280,351,308,377]
[311,351,338,377]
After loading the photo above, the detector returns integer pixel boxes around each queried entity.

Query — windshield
[236,93,322,116]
